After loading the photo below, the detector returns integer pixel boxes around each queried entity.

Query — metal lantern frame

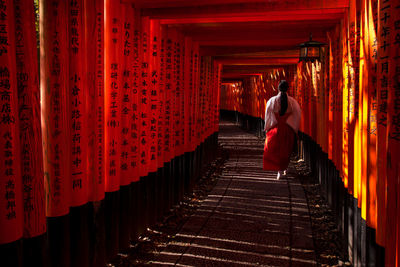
[299,34,326,62]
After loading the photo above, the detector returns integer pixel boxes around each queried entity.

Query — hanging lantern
[299,34,325,62]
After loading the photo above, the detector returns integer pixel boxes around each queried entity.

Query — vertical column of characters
[211,63,215,134]
[173,30,182,157]
[334,27,341,170]
[366,0,379,235]
[211,64,216,132]
[130,12,141,183]
[213,60,218,134]
[336,26,343,178]
[327,33,334,161]
[209,59,214,136]
[163,29,172,163]
[85,0,105,201]
[157,25,166,168]
[382,1,397,264]
[330,26,338,169]
[170,29,178,160]
[216,64,222,133]
[13,0,45,237]
[205,58,210,137]
[208,60,214,136]
[0,0,23,244]
[204,57,209,140]
[206,58,211,137]
[198,56,203,143]
[149,19,160,173]
[40,0,70,218]
[192,44,200,150]
[183,37,191,153]
[139,17,150,177]
[322,49,329,153]
[213,62,219,133]
[179,33,185,155]
[376,0,391,254]
[388,1,400,256]
[188,43,195,151]
[331,38,338,167]
[120,4,134,186]
[69,0,87,207]
[198,56,205,142]
[104,0,121,192]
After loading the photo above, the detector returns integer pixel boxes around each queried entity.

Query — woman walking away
[263,80,301,180]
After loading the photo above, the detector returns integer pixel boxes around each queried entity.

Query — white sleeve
[287,97,301,133]
[264,98,277,132]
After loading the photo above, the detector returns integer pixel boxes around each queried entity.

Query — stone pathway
[150,122,317,266]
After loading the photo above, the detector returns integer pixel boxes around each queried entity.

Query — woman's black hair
[279,80,289,116]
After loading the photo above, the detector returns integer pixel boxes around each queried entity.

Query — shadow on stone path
[149,121,317,266]
[111,121,350,267]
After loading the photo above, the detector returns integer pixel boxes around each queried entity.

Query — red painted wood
[131,9,141,182]
[40,0,70,217]
[159,9,345,25]
[184,37,192,153]
[14,0,46,238]
[140,0,349,14]
[69,0,88,207]
[139,16,150,176]
[157,24,166,167]
[163,26,173,162]
[120,3,135,186]
[104,0,122,192]
[86,0,105,201]
[149,19,160,173]
[0,0,23,244]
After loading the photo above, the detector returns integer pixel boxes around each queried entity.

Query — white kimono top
[264,92,302,133]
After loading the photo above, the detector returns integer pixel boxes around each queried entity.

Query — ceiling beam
[138,0,349,14]
[158,8,345,24]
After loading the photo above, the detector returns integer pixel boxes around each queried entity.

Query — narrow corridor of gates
[109,121,351,266]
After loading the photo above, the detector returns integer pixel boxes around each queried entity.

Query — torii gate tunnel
[0,0,399,266]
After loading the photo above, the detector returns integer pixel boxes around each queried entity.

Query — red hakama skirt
[263,113,295,171]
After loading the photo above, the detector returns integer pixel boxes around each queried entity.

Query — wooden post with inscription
[40,0,71,266]
[0,1,23,266]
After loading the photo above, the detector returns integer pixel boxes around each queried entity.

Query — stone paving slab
[151,122,317,266]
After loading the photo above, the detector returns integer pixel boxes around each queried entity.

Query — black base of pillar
[137,177,146,236]
[178,155,185,202]
[0,239,23,267]
[130,181,140,241]
[163,161,172,214]
[23,234,48,267]
[148,172,157,226]
[119,185,131,252]
[172,157,180,206]
[70,204,90,267]
[104,191,119,261]
[88,200,106,267]
[184,152,191,194]
[156,167,164,222]
[47,214,70,267]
